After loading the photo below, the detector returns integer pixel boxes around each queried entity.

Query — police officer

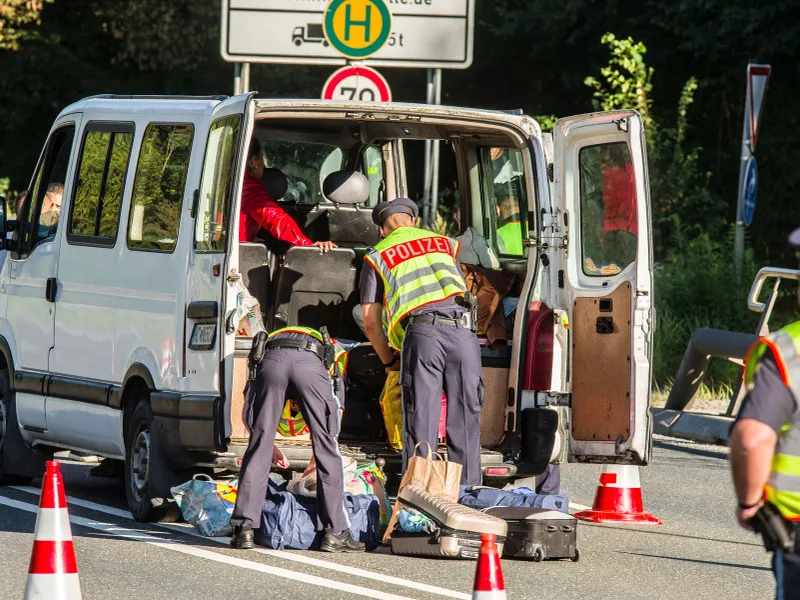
[730,229,800,597]
[360,198,483,486]
[230,326,364,553]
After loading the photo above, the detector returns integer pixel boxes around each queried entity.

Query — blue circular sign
[743,156,758,227]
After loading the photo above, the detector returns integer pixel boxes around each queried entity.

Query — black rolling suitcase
[483,507,579,562]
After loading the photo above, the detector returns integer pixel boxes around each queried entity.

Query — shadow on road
[580,522,762,548]
[654,440,728,461]
[615,550,770,571]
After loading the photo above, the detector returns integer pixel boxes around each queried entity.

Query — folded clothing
[459,485,569,514]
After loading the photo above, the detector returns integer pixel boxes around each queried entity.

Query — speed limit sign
[322,65,392,103]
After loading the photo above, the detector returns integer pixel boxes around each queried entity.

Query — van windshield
[261,140,343,205]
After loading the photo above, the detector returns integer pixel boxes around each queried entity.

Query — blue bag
[458,486,569,513]
[256,479,381,550]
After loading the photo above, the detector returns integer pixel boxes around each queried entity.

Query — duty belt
[265,338,327,364]
[407,313,474,331]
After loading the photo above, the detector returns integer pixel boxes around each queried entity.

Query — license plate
[189,323,217,351]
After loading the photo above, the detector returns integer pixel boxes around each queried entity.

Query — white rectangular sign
[221,0,475,69]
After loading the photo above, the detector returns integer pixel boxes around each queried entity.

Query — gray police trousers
[230,348,350,535]
[400,320,484,486]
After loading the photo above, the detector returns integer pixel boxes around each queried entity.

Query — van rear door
[552,110,654,465]
[185,93,254,448]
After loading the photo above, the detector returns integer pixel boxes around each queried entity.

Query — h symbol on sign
[344,3,372,42]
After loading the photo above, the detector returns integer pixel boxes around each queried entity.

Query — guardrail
[747,266,798,314]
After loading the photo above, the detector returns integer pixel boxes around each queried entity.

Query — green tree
[0,0,52,50]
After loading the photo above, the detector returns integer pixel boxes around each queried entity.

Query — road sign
[322,65,392,102]
[748,64,771,152]
[323,0,392,60]
[220,0,475,69]
[743,156,758,227]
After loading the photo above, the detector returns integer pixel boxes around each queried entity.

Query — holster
[461,292,479,333]
[248,331,269,381]
[748,502,796,553]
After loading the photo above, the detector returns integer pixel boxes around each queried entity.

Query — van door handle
[45,277,57,303]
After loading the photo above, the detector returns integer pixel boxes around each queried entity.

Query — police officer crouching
[359,198,484,486]
[730,229,800,597]
[230,326,364,553]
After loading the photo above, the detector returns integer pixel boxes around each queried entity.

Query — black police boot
[319,529,365,553]
[230,526,255,550]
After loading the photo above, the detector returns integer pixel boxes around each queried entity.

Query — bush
[653,220,761,389]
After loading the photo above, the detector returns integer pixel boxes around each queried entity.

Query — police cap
[372,197,419,226]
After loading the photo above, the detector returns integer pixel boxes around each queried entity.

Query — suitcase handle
[546,525,558,532]
[560,525,573,533]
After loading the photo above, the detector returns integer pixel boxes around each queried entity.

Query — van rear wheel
[0,370,37,485]
[124,398,181,522]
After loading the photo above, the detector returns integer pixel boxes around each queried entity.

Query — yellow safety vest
[497,221,523,256]
[364,227,466,350]
[744,322,800,521]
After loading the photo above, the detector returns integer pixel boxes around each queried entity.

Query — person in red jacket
[240,137,337,252]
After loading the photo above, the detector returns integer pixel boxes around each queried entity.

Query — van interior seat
[272,170,372,340]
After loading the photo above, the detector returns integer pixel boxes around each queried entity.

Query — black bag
[484,507,579,562]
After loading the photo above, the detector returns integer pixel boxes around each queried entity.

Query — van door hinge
[529,235,567,250]
[227,269,241,284]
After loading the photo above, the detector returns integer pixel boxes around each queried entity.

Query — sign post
[733,63,771,283]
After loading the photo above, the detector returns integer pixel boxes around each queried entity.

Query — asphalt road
[0,436,774,600]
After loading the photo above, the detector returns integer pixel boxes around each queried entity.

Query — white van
[0,94,654,521]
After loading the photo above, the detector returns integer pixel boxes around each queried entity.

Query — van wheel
[0,370,36,485]
[124,399,181,522]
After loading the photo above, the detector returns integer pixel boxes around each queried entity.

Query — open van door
[185,93,255,449]
[552,110,654,465]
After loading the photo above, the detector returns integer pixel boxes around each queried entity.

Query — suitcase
[390,485,507,560]
[484,507,579,562]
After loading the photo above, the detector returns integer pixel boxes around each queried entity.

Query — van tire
[124,398,181,522]
[0,370,42,485]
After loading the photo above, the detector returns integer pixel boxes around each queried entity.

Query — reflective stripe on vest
[365,227,466,350]
[269,327,347,376]
[744,324,800,520]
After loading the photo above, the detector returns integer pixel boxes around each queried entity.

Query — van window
[579,142,637,276]
[480,147,527,257]
[261,140,342,204]
[195,116,241,252]
[27,125,75,252]
[362,145,384,207]
[68,123,134,246]
[128,123,194,252]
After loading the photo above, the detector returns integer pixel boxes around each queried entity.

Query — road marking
[569,502,591,511]
[12,486,472,600]
[0,495,415,600]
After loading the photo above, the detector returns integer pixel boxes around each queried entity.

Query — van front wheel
[124,399,181,522]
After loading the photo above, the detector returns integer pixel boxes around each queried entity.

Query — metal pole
[733,68,752,285]
[233,63,242,96]
[429,69,443,230]
[241,62,251,93]
[422,69,435,227]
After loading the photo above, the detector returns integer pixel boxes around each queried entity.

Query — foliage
[0,0,52,50]
[584,34,654,133]
[534,115,557,134]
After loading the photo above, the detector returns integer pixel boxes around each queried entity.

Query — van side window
[25,125,76,253]
[579,143,637,276]
[128,123,194,252]
[195,116,241,252]
[68,123,134,246]
[479,147,528,258]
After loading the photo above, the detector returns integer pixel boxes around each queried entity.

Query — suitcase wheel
[533,548,544,562]
[571,549,580,563]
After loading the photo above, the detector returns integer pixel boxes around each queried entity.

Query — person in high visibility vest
[731,230,800,596]
[230,326,363,553]
[360,197,484,486]
[494,185,523,256]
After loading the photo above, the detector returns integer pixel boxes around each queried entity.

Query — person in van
[14,190,27,217]
[494,185,523,256]
[241,137,337,252]
[39,182,63,236]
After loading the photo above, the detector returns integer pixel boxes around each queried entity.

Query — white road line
[12,486,472,600]
[0,495,415,600]
[568,502,591,511]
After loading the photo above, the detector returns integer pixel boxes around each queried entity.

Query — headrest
[322,170,370,205]
[261,168,288,201]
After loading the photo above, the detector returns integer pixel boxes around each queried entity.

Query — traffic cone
[24,461,82,599]
[472,533,506,600]
[574,464,662,525]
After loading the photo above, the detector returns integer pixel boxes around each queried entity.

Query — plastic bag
[397,508,437,534]
[287,455,358,498]
[347,462,391,531]
[234,281,266,337]
[378,371,404,451]
[171,475,238,537]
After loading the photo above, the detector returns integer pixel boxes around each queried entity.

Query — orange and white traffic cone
[24,461,82,599]
[472,533,506,600]
[575,464,662,525]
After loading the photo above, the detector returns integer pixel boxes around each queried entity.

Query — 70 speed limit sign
[322,65,392,103]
